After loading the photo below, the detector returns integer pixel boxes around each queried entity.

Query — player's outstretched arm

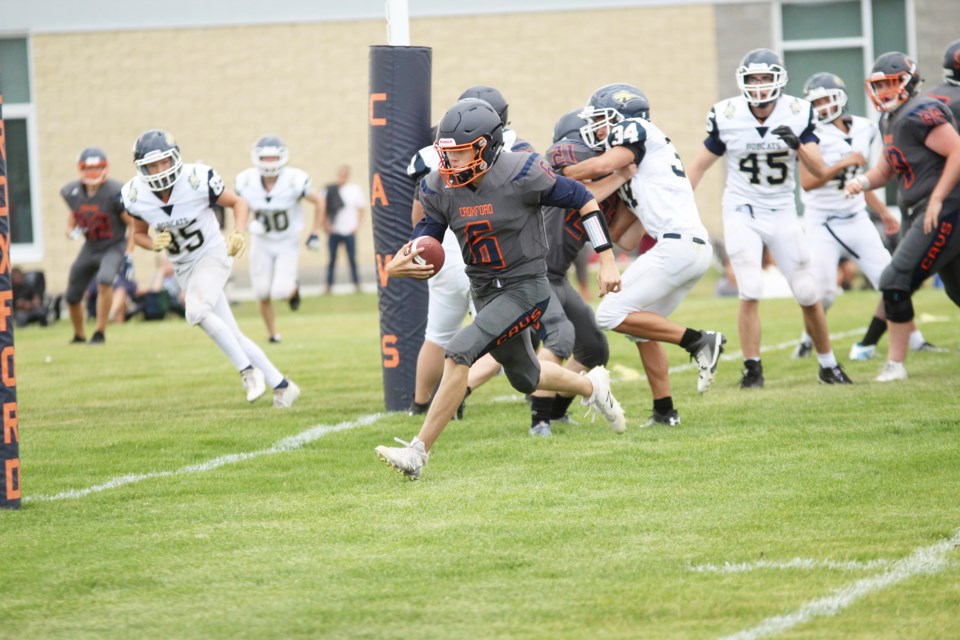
[563,147,635,182]
[799,152,866,191]
[685,147,721,190]
[845,154,893,198]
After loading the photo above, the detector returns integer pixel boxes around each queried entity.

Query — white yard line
[26,413,385,503]
[719,530,960,640]
[689,558,894,573]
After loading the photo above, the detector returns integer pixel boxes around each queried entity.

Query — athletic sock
[530,396,554,425]
[861,316,887,346]
[816,351,838,368]
[653,396,674,415]
[679,328,702,352]
[550,394,575,420]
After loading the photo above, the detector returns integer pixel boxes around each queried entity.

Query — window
[0,37,42,262]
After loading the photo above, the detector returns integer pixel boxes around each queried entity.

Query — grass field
[3,281,959,639]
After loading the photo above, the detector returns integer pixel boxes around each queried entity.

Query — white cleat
[875,361,908,382]
[375,438,429,480]
[273,379,300,408]
[849,342,877,361]
[241,367,266,402]
[692,331,726,393]
[581,366,626,434]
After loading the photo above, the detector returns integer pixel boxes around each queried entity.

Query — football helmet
[578,83,650,150]
[434,99,503,188]
[133,129,182,192]
[736,49,788,106]
[77,147,109,186]
[803,72,848,123]
[251,135,289,177]
[553,108,589,143]
[865,52,921,113]
[943,39,960,86]
[457,85,509,126]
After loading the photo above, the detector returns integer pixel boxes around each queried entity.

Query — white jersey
[605,117,707,239]
[121,163,225,267]
[706,94,818,210]
[235,167,310,241]
[800,115,877,220]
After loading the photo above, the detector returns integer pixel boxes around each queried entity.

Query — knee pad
[883,289,914,323]
[185,302,213,327]
[788,269,819,307]
[503,365,539,395]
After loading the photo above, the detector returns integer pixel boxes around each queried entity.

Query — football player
[123,130,300,407]
[376,99,625,479]
[845,53,960,381]
[405,86,535,419]
[926,39,960,124]
[794,73,941,360]
[235,135,323,343]
[563,83,726,416]
[61,147,135,344]
[685,49,851,388]
[526,109,635,436]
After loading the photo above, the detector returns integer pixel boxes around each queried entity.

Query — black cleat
[644,408,680,427]
[740,363,764,389]
[89,331,105,345]
[70,335,86,344]
[407,400,430,416]
[289,285,301,311]
[818,364,853,385]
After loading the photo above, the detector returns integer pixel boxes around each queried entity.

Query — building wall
[914,0,956,86]
[27,5,721,287]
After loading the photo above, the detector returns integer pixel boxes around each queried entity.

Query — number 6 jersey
[121,162,226,266]
[705,94,818,210]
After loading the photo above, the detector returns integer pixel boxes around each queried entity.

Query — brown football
[405,235,445,275]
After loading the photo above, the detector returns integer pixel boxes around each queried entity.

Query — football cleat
[273,379,300,408]
[819,364,853,385]
[241,367,266,402]
[89,330,106,345]
[912,341,947,353]
[849,342,877,361]
[740,364,764,389]
[375,437,429,480]
[691,331,726,393]
[529,421,552,437]
[581,366,627,434]
[644,408,681,428]
[268,335,282,344]
[289,285,301,311]
[875,361,908,382]
[792,338,813,359]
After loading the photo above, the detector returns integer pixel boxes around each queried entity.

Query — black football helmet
[803,72,848,123]
[553,108,589,143]
[578,83,650,150]
[133,129,182,191]
[434,99,504,188]
[251,135,289,177]
[77,146,109,186]
[865,52,921,113]
[737,48,788,106]
[458,85,509,127]
[943,39,960,86]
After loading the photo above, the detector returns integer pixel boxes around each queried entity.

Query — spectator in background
[11,267,48,328]
[62,147,134,344]
[320,165,365,294]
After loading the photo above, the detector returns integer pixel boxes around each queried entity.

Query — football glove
[306,233,321,251]
[227,231,246,258]
[772,125,800,150]
[153,230,173,252]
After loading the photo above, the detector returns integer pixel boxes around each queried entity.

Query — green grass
[2,283,959,639]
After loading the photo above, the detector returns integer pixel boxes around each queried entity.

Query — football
[406,235,445,274]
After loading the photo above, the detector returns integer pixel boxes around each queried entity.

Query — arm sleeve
[800,104,819,144]
[409,215,447,242]
[207,168,225,208]
[703,107,726,155]
[540,175,593,210]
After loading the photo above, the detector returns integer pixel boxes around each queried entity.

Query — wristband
[855,174,871,190]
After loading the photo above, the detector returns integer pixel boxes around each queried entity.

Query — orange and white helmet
[865,52,922,113]
[77,147,109,186]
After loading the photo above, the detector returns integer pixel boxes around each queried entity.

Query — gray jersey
[60,179,126,250]
[880,95,960,212]
[927,82,960,125]
[420,152,557,289]
[542,139,599,282]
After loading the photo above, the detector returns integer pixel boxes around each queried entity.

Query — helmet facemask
[737,65,788,106]
[252,141,289,177]
[435,135,495,188]
[865,73,914,112]
[79,160,108,186]
[807,87,848,123]
[578,105,623,150]
[136,147,183,192]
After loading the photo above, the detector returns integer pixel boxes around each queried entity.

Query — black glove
[772,125,800,150]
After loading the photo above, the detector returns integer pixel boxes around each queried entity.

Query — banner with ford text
[0,74,21,510]
[369,45,432,411]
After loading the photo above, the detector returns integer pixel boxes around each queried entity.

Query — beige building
[0,0,951,291]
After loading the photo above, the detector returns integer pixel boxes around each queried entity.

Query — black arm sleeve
[540,175,594,210]
[409,215,447,242]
